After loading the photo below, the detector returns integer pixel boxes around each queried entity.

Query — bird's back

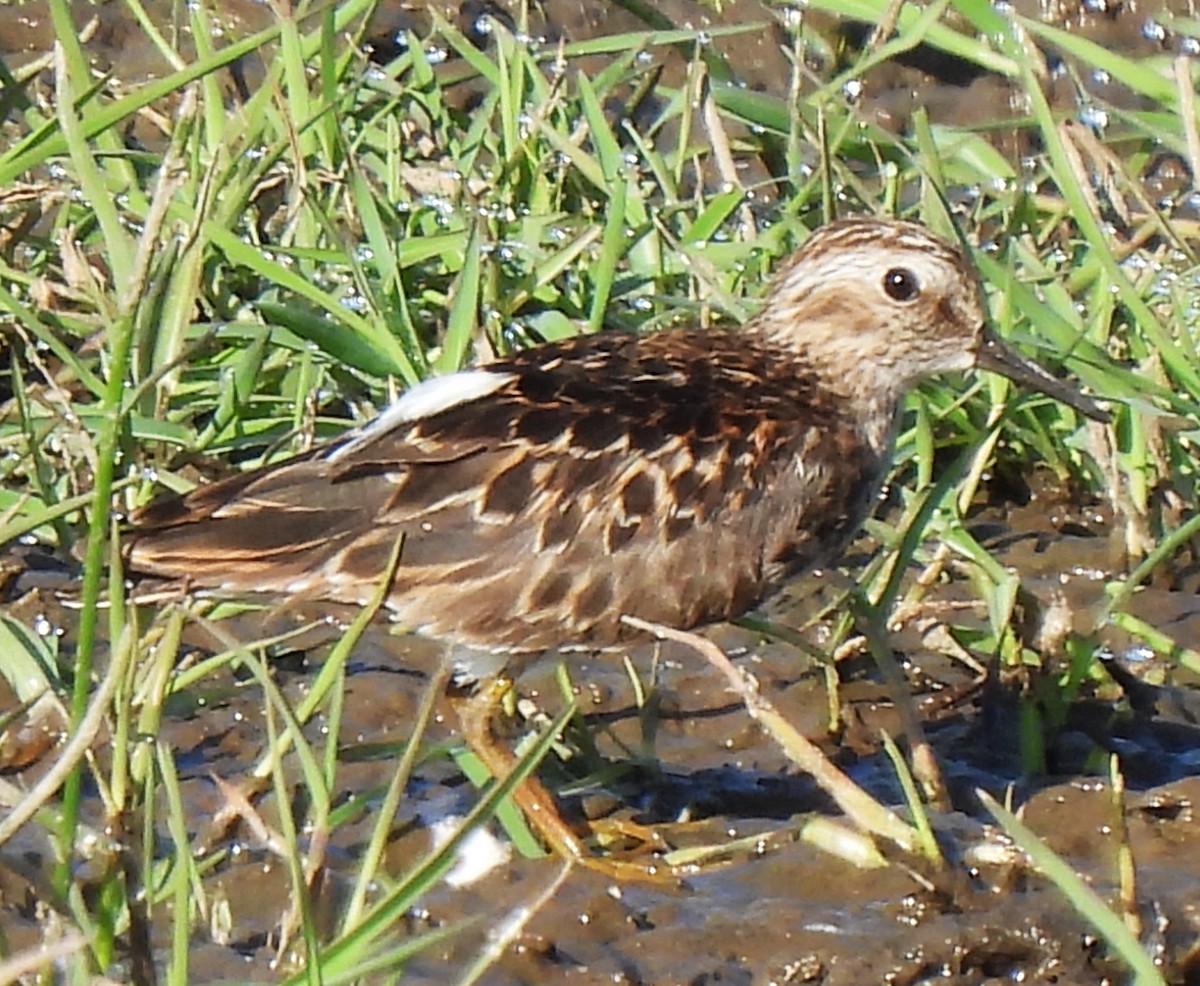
[126,330,885,651]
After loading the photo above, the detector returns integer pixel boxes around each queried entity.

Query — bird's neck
[745,330,909,459]
[747,320,910,406]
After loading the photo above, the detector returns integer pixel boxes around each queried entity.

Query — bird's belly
[393,548,770,655]
[389,507,822,656]
[387,456,887,656]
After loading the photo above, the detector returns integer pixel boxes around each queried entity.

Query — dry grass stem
[621,615,919,854]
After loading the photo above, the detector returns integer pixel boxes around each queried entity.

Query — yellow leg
[450,677,687,883]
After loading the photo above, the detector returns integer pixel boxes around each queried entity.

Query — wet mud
[4,0,1199,202]
[4,503,1200,983]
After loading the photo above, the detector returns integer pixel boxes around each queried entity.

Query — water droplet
[419,194,454,216]
[779,4,804,28]
[1079,105,1109,131]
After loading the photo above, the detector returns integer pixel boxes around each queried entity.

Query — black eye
[883,267,920,302]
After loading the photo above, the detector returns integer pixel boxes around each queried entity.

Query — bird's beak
[975,326,1110,424]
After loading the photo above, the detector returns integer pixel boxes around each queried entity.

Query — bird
[124,216,1108,871]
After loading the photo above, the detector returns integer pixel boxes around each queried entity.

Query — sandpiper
[125,217,1108,869]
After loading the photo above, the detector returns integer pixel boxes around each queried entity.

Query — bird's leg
[449,672,687,883]
[452,675,589,859]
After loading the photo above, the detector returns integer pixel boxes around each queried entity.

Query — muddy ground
[4,496,1200,983]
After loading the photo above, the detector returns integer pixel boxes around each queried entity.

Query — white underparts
[328,370,517,462]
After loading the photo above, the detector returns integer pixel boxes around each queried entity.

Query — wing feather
[126,330,884,649]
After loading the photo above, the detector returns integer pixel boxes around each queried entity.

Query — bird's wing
[125,331,875,647]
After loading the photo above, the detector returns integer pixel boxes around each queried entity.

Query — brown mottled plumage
[125,218,1107,660]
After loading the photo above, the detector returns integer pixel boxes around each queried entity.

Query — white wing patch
[328,370,517,463]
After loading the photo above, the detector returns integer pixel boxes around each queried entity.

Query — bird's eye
[883,267,921,302]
